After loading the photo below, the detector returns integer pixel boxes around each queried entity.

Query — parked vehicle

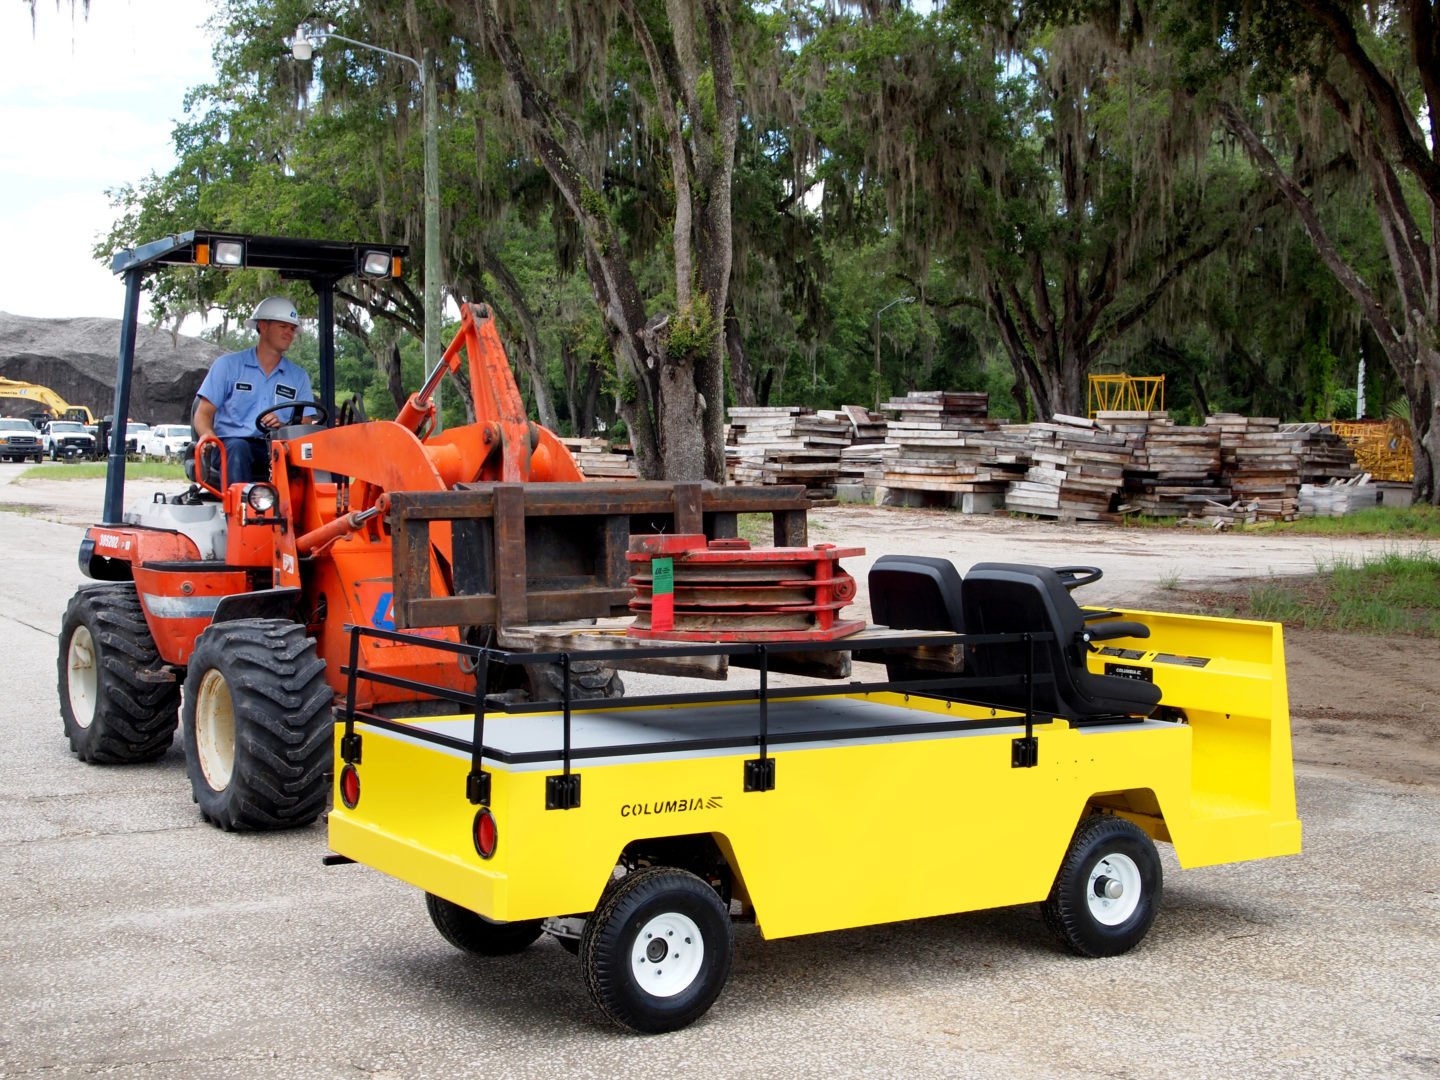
[123,422,150,455]
[140,424,192,460]
[41,420,98,461]
[0,418,43,463]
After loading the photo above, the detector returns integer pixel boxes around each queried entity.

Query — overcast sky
[1,0,215,322]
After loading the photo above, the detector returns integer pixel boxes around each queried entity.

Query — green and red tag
[650,556,675,631]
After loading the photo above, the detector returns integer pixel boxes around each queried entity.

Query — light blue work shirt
[196,347,315,438]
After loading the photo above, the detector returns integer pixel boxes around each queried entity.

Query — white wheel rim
[195,669,236,790]
[1087,851,1142,926]
[630,911,704,998]
[66,625,98,729]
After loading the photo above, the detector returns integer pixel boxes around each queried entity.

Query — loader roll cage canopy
[103,230,408,524]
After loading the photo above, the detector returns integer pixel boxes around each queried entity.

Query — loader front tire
[425,893,544,955]
[521,660,625,703]
[181,619,332,831]
[58,584,180,763]
[1042,814,1162,957]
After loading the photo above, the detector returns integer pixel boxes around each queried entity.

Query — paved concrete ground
[1,465,1437,1078]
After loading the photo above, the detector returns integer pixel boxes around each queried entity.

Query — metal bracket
[1012,736,1038,768]
[546,773,581,810]
[744,758,776,792]
[466,769,491,805]
[340,732,362,764]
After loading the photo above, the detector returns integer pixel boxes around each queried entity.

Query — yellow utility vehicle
[326,555,1299,1033]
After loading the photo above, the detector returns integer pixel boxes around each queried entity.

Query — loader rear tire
[181,619,333,831]
[520,660,625,703]
[58,584,180,763]
[425,893,543,955]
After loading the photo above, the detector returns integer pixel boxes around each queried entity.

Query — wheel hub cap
[630,912,704,998]
[194,669,236,791]
[66,625,98,729]
[1087,853,1142,925]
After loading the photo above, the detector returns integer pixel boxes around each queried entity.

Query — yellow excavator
[0,377,96,425]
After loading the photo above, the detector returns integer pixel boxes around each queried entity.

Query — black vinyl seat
[961,562,1161,721]
[868,554,966,632]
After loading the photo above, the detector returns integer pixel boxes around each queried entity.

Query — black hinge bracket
[321,853,355,866]
[1012,736,1039,768]
[744,758,776,792]
[466,769,491,805]
[340,732,362,764]
[546,773,581,810]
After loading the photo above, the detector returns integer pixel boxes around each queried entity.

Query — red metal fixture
[626,534,864,642]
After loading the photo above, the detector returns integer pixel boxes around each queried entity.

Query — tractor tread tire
[522,660,625,702]
[58,584,180,763]
[181,619,332,831]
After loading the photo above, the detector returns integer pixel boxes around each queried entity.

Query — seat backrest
[868,554,965,632]
[962,562,1161,720]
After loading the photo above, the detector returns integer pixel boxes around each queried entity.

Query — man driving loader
[192,296,316,484]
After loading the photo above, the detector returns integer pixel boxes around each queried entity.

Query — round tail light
[339,764,360,808]
[473,808,498,859]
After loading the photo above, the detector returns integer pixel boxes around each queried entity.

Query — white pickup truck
[139,424,192,460]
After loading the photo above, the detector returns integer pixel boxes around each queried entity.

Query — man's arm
[193,397,218,439]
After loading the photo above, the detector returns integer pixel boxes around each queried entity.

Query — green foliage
[1268,505,1440,537]
[1247,551,1440,635]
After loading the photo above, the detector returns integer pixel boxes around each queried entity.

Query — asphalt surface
[1,463,1437,1079]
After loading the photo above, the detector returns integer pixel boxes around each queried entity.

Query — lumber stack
[821,406,889,488]
[1098,412,1227,517]
[1280,423,1362,484]
[725,406,851,502]
[560,437,638,480]
[877,391,1028,497]
[1205,415,1301,520]
[1004,414,1130,522]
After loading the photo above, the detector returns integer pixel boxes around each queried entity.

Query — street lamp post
[873,295,915,411]
[290,25,442,424]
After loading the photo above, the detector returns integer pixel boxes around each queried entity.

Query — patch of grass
[1155,567,1184,591]
[1243,550,1440,635]
[737,513,771,546]
[14,461,186,482]
[1269,504,1440,537]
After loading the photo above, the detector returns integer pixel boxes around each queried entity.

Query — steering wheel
[337,393,368,427]
[255,401,329,433]
[1053,565,1103,590]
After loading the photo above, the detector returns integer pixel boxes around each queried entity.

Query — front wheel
[180,619,332,831]
[580,867,733,1034]
[1041,814,1163,957]
[57,584,180,762]
[425,893,544,955]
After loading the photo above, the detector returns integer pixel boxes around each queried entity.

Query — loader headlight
[361,249,394,277]
[245,483,279,513]
[213,240,245,266]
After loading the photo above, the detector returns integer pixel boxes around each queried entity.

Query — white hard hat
[244,296,301,330]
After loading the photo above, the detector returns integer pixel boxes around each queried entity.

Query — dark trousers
[221,437,270,485]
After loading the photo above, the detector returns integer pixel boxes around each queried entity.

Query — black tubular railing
[337,624,1058,805]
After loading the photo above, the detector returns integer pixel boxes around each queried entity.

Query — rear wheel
[425,893,544,955]
[180,619,332,831]
[518,660,625,703]
[580,867,733,1034]
[58,584,180,762]
[1042,815,1163,957]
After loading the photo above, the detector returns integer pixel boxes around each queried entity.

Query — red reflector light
[339,764,360,808]
[473,808,497,859]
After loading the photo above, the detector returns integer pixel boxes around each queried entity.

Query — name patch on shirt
[234,381,254,392]
[276,384,298,400]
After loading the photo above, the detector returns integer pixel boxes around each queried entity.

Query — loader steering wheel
[255,401,329,433]
[1054,565,1103,590]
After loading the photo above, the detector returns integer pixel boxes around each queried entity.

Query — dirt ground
[6,468,1439,788]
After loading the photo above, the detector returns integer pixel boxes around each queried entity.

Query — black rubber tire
[180,619,332,831]
[522,660,625,702]
[58,584,180,763]
[1042,814,1163,957]
[425,893,544,955]
[580,867,733,1034]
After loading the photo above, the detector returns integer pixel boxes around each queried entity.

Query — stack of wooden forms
[1280,423,1362,484]
[559,437,638,480]
[821,406,888,488]
[1004,414,1131,522]
[1096,412,1228,517]
[878,391,1029,496]
[726,406,852,502]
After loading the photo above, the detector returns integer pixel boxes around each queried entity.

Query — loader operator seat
[961,562,1162,721]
